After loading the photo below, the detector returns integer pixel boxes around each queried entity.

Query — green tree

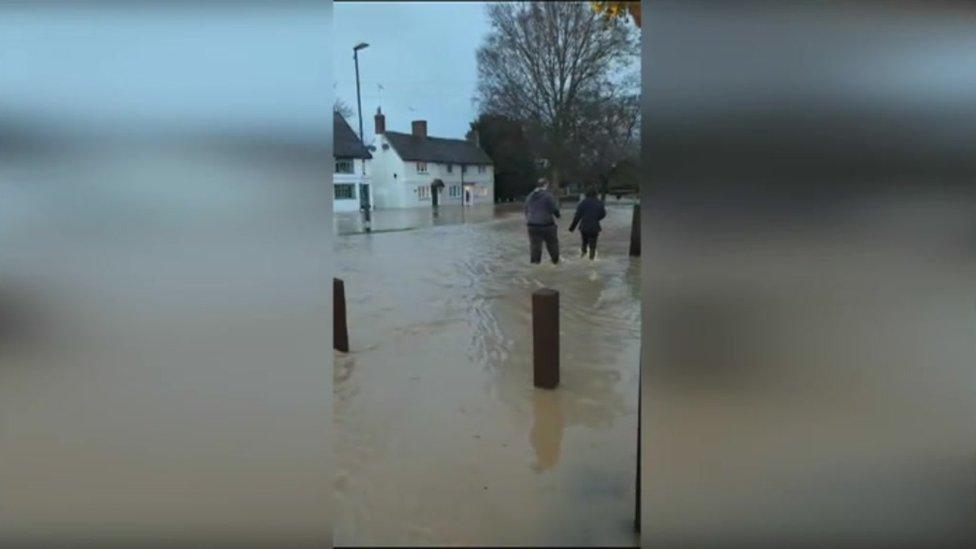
[470,114,538,202]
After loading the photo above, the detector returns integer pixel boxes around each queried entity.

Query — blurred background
[0,2,333,546]
[642,1,976,547]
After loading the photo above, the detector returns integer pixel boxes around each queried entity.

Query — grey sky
[334,1,490,143]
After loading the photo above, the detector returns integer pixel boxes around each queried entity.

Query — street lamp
[353,42,371,232]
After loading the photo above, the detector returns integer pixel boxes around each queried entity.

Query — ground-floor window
[417,185,430,200]
[449,185,459,197]
[334,184,355,199]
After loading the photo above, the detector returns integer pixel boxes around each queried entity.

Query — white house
[368,108,494,209]
[333,111,373,213]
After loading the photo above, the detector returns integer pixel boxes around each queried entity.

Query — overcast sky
[334,1,491,143]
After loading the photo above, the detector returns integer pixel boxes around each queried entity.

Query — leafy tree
[470,114,538,202]
[590,1,641,27]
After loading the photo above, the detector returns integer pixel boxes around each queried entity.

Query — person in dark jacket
[568,188,607,260]
[524,178,561,264]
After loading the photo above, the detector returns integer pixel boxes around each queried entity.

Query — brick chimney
[411,120,427,139]
[374,107,385,135]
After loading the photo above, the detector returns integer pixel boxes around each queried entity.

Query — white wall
[366,135,407,209]
[333,157,371,213]
[369,134,495,208]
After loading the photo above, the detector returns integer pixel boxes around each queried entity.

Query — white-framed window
[461,165,468,174]
[334,184,355,200]
[335,159,354,174]
[478,165,486,174]
[417,185,430,200]
[416,161,428,173]
[479,187,489,197]
[446,164,453,173]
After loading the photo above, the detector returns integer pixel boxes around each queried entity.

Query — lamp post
[354,42,371,232]
[459,162,465,223]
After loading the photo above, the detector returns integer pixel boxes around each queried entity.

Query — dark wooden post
[635,350,641,532]
[532,289,559,389]
[333,278,349,353]
[630,203,641,257]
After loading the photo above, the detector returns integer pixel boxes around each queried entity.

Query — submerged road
[333,203,641,546]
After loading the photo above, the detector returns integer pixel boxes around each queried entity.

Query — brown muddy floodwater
[333,203,641,546]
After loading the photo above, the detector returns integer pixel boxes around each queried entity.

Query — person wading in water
[568,187,607,260]
[524,178,561,264]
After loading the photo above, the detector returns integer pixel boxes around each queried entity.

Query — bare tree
[475,2,638,191]
[333,98,354,120]
[577,74,640,200]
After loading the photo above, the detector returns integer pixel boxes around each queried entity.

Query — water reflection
[530,390,565,472]
[334,204,504,235]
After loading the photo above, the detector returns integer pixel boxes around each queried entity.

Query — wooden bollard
[635,351,641,532]
[629,203,641,257]
[333,278,349,352]
[532,288,559,389]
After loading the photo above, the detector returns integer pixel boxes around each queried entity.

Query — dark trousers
[528,225,559,264]
[580,231,599,259]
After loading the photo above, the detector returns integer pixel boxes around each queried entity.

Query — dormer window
[416,161,428,173]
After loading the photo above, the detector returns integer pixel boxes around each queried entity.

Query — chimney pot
[411,120,427,139]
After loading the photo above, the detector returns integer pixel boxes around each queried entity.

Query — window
[461,165,468,174]
[446,164,453,173]
[478,165,486,174]
[417,186,430,200]
[334,184,355,200]
[416,161,428,173]
[335,159,354,174]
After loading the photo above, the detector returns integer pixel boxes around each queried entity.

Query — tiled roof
[383,131,492,165]
[334,111,372,159]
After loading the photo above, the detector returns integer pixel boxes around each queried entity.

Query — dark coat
[568,197,607,234]
[524,188,561,227]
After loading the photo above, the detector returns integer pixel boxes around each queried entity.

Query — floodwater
[333,204,641,546]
